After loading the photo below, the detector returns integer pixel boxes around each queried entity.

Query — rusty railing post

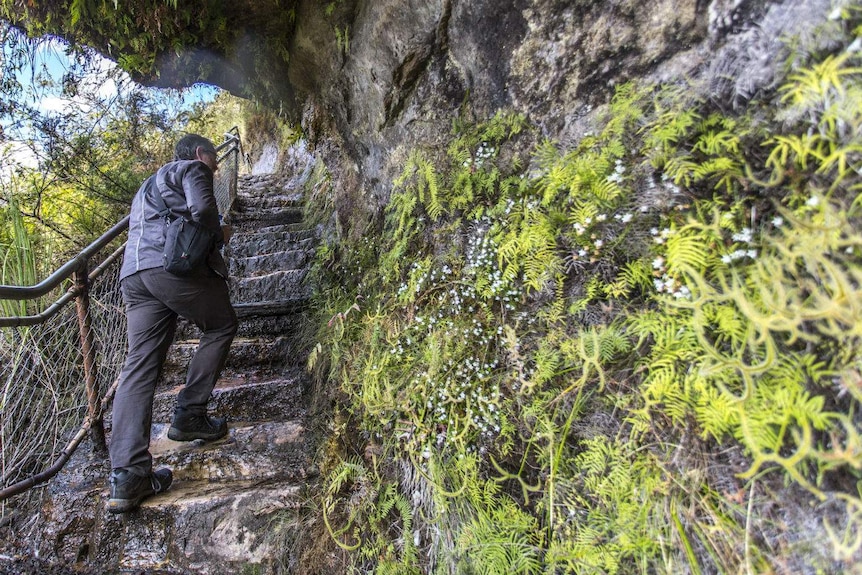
[232,146,239,206]
[73,262,106,452]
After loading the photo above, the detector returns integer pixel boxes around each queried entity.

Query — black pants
[109,267,237,475]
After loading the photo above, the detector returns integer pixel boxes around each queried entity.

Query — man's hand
[221,224,233,245]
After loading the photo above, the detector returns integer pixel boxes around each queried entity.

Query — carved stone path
[35,159,320,574]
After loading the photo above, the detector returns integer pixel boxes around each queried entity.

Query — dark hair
[174,134,216,161]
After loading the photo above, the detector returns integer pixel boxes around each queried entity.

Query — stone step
[234,192,303,210]
[152,373,308,424]
[230,194,302,210]
[229,247,310,277]
[149,420,311,484]
[228,207,303,228]
[230,269,310,304]
[234,222,315,238]
[233,299,310,319]
[227,230,316,259]
[249,221,315,236]
[161,337,298,386]
[174,304,309,340]
[234,310,310,340]
[109,478,307,574]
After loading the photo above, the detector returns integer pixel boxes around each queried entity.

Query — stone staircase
[35,157,321,574]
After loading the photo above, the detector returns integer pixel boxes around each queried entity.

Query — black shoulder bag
[149,179,217,276]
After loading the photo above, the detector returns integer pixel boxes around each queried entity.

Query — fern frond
[664,229,710,277]
[693,122,740,156]
[664,154,699,187]
[780,53,862,107]
[591,178,623,203]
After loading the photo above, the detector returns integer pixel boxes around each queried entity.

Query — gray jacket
[120,159,228,280]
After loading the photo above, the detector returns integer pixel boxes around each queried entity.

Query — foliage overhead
[0,0,302,106]
[0,23,254,261]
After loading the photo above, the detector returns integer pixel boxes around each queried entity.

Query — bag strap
[145,176,174,222]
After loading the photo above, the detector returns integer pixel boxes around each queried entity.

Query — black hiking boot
[167,411,228,442]
[107,467,172,514]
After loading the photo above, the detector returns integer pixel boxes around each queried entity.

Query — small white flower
[673,286,691,299]
[721,254,732,264]
[621,213,633,223]
[807,196,820,207]
[652,257,665,269]
[732,228,753,243]
[772,216,784,227]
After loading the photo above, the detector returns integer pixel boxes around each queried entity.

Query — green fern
[455,498,542,575]
[780,53,862,108]
[604,259,653,298]
[496,202,561,290]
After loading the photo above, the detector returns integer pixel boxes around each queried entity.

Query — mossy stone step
[227,231,316,259]
[149,420,312,484]
[151,373,308,423]
[107,479,306,574]
[230,269,310,304]
[173,303,309,340]
[229,247,310,277]
[161,338,297,386]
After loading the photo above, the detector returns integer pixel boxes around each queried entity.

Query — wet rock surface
[0,556,101,575]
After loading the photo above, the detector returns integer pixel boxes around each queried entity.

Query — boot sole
[107,495,146,514]
[167,426,228,442]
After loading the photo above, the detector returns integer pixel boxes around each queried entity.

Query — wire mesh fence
[214,129,243,216]
[0,259,126,513]
[215,148,239,216]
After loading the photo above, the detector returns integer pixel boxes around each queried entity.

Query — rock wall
[284,0,832,228]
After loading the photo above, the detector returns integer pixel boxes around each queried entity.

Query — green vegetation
[0,0,298,102]
[0,23,275,272]
[307,8,862,573]
[0,197,45,317]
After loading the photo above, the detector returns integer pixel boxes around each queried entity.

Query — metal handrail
[0,128,245,502]
[0,216,130,303]
[0,244,126,328]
